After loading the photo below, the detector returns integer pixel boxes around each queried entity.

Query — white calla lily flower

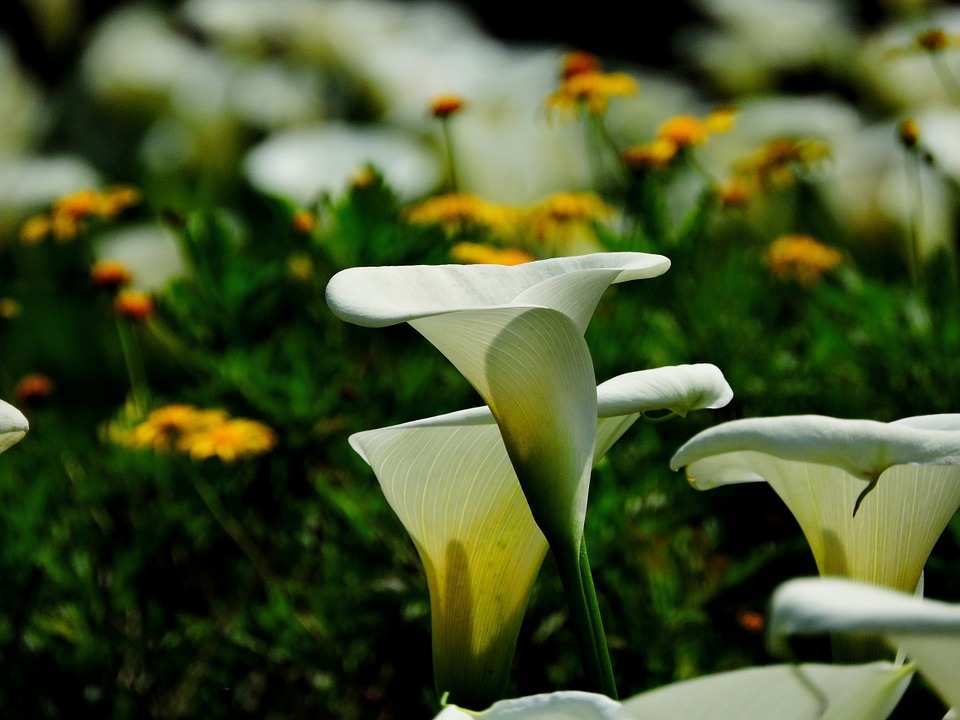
[0,398,29,453]
[770,577,960,712]
[433,661,911,720]
[670,414,960,594]
[329,252,670,548]
[351,365,731,708]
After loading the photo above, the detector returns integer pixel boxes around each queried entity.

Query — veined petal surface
[0,399,28,453]
[670,415,960,592]
[351,413,545,709]
[411,306,596,544]
[770,577,960,711]
[350,364,731,708]
[617,661,911,720]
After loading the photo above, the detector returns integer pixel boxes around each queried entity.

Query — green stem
[929,52,960,106]
[578,537,617,697]
[440,120,461,193]
[904,148,923,286]
[115,317,149,416]
[553,537,618,698]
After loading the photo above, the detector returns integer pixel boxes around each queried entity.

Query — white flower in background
[179,0,331,57]
[828,119,955,261]
[670,414,960,594]
[0,38,48,157]
[0,155,100,235]
[0,399,28,454]
[697,94,861,177]
[94,222,184,291]
[770,577,960,713]
[328,253,671,548]
[433,661,911,719]
[185,0,593,202]
[677,0,857,94]
[226,61,324,130]
[351,365,731,707]
[859,8,960,110]
[912,108,960,183]
[243,123,440,203]
[81,6,227,114]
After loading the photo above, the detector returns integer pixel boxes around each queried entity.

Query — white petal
[596,364,733,418]
[670,415,960,593]
[770,578,960,710]
[350,418,547,707]
[0,399,28,454]
[671,415,960,482]
[437,691,621,719]
[617,661,911,720]
[325,253,669,331]
[411,306,596,545]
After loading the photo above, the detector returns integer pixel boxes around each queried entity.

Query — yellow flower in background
[546,52,637,118]
[897,118,920,149]
[0,298,21,321]
[404,193,521,236]
[560,51,601,80]
[120,404,275,461]
[524,192,615,248]
[714,176,756,207]
[115,289,154,320]
[126,405,228,452]
[894,27,960,54]
[291,209,317,234]
[15,373,55,406]
[623,138,680,173]
[450,242,535,266]
[737,138,831,189]
[97,185,142,217]
[657,115,709,148]
[19,185,141,243]
[430,94,465,119]
[178,418,277,462]
[91,260,134,291]
[704,106,737,134]
[765,234,844,286]
[19,214,52,244]
[624,108,736,174]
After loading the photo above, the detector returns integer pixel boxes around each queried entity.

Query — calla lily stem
[553,536,618,699]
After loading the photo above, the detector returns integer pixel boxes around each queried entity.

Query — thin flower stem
[929,53,960,106]
[115,316,150,416]
[904,149,923,285]
[440,120,461,193]
[553,537,618,699]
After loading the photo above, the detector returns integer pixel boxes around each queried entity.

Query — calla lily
[329,252,670,549]
[769,577,960,713]
[350,364,731,709]
[0,398,29,453]
[670,414,960,594]
[433,661,911,720]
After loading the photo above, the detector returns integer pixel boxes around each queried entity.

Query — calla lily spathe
[328,252,670,547]
[0,398,28,453]
[350,364,732,709]
[769,577,960,712]
[433,661,911,720]
[670,414,960,594]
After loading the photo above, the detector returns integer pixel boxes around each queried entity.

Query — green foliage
[2,157,958,717]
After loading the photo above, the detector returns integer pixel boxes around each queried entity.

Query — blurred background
[2,0,960,718]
